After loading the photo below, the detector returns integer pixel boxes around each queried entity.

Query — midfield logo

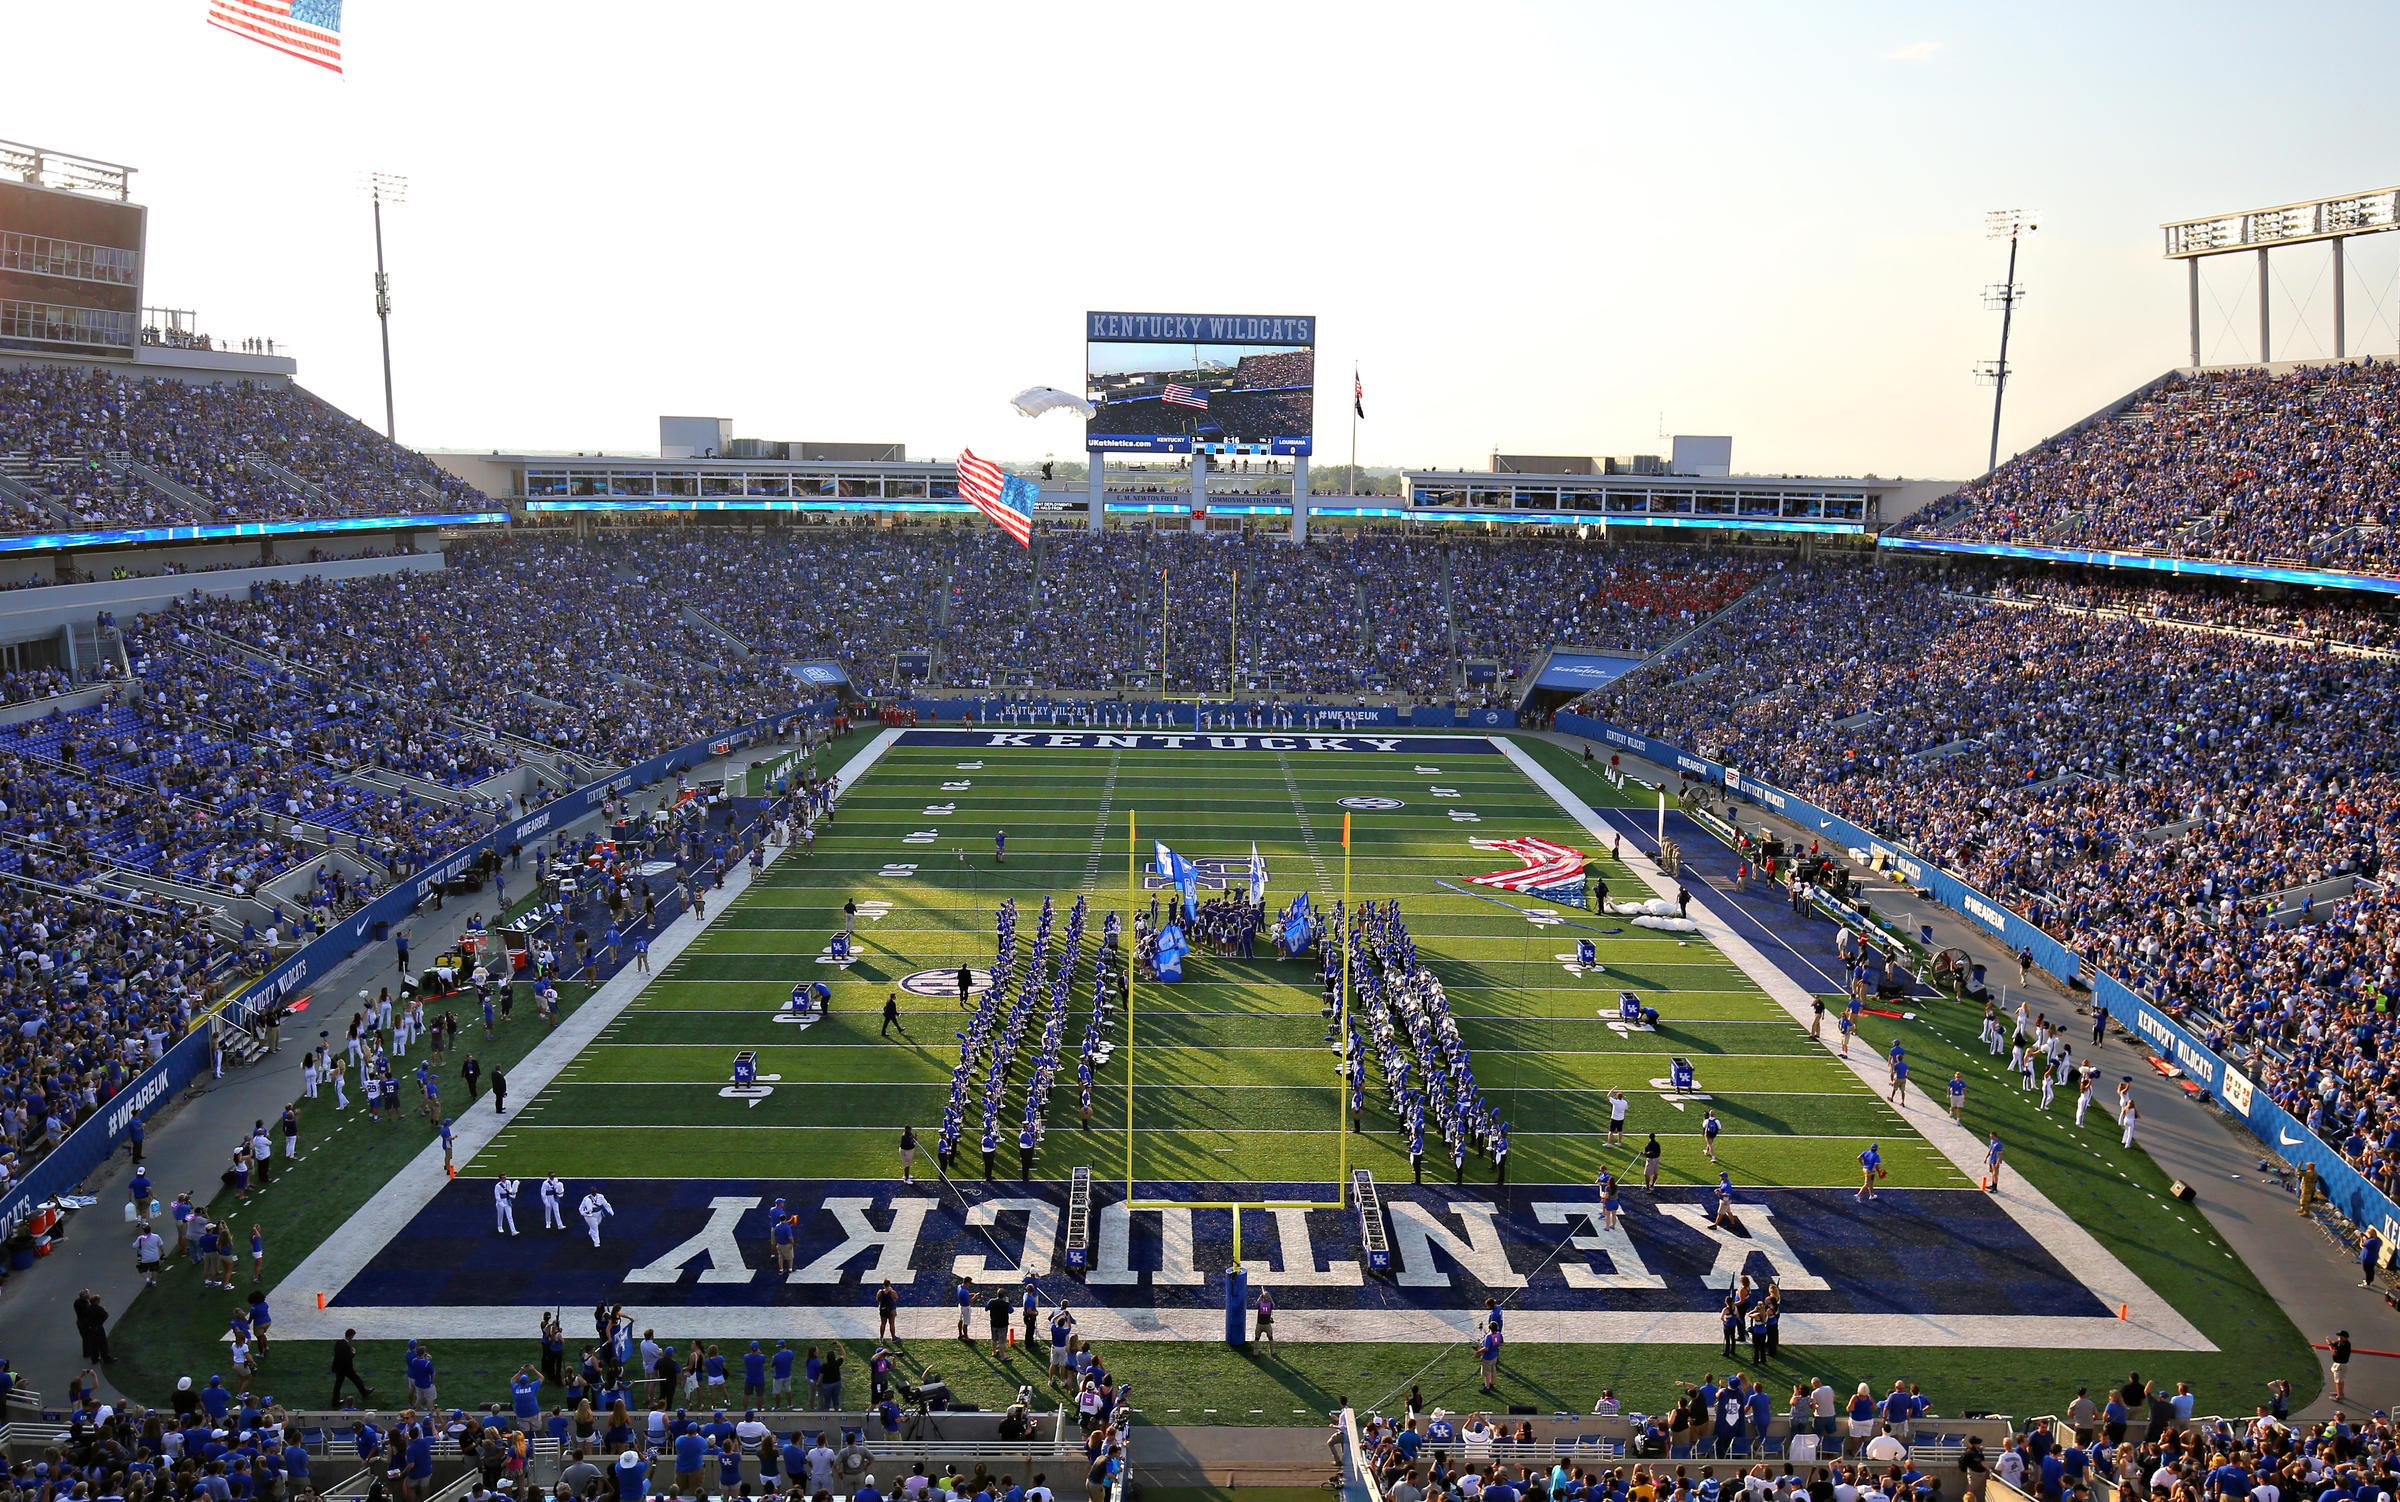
[1141,856,1256,893]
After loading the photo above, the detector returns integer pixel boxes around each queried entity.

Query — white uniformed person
[541,1174,566,1229]
[579,1186,615,1246]
[494,1176,519,1235]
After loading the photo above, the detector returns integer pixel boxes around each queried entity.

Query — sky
[10,1,2400,480]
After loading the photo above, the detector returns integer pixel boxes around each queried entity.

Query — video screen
[1085,339,1314,456]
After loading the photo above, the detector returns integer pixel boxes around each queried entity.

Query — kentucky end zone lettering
[342,1179,2106,1322]
[894,731,1500,754]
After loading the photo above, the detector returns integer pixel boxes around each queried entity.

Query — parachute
[1008,386,1096,420]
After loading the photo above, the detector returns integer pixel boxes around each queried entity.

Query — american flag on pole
[1467,836,1589,908]
[207,0,343,71]
[1162,384,1210,409]
[954,449,1037,548]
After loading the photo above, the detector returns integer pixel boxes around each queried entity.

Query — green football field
[468,736,1962,1193]
[99,729,2315,1425]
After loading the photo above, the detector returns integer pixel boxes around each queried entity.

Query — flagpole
[1349,360,1359,499]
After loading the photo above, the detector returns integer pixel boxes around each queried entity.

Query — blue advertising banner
[786,660,850,687]
[1533,653,1647,693]
[879,700,1513,731]
[0,511,509,555]
[894,730,1502,754]
[1554,709,2400,1248]
[1877,535,2400,598]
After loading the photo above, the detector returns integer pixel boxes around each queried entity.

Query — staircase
[245,454,329,506]
[0,454,71,524]
[681,606,755,660]
[107,456,212,520]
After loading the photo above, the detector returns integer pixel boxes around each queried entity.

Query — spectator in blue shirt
[674,1428,708,1489]
[511,1365,543,1420]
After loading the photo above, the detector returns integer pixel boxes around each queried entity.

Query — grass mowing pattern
[482,740,1956,1191]
[98,732,2318,1423]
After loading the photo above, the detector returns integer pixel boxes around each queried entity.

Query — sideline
[1494,736,2216,1354]
[260,729,904,1340]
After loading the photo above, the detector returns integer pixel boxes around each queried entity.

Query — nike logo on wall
[2281,1130,2304,1146]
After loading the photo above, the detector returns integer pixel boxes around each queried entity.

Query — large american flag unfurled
[1468,836,1589,906]
[954,449,1035,548]
[1162,384,1210,409]
[208,0,343,72]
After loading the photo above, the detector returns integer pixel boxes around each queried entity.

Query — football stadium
[5,9,2400,1502]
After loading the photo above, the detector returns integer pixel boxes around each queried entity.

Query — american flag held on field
[207,0,343,72]
[954,449,1037,548]
[1162,384,1210,409]
[1468,836,1588,908]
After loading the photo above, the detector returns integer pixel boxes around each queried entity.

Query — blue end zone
[340,1179,2107,1320]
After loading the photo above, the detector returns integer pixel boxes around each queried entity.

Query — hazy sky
[13,1,2400,478]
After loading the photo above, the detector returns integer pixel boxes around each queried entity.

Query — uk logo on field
[1142,857,1255,892]
[899,968,993,999]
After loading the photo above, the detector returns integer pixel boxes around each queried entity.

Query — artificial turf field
[106,729,2317,1424]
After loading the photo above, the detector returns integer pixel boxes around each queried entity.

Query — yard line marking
[1276,752,1332,894]
[1080,749,1122,893]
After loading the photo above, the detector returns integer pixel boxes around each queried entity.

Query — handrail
[1342,1407,1385,1502]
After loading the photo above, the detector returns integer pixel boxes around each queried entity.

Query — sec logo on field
[1337,796,1404,811]
[899,968,994,999]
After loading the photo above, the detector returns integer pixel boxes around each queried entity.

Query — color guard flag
[208,0,343,71]
[1154,841,1199,920]
[954,449,1037,547]
[1249,842,1268,902]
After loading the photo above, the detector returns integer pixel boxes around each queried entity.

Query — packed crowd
[0,365,492,530]
[0,882,226,1185]
[1584,556,2400,1190]
[1903,360,2400,572]
[1982,576,2397,651]
[568,527,1747,699]
[1353,1372,2361,1502]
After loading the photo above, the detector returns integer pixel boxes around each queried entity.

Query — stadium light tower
[1977,208,2038,475]
[367,173,407,440]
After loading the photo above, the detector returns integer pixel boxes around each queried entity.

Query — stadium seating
[0,365,491,529]
[1578,561,2400,1192]
[1900,359,2400,572]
